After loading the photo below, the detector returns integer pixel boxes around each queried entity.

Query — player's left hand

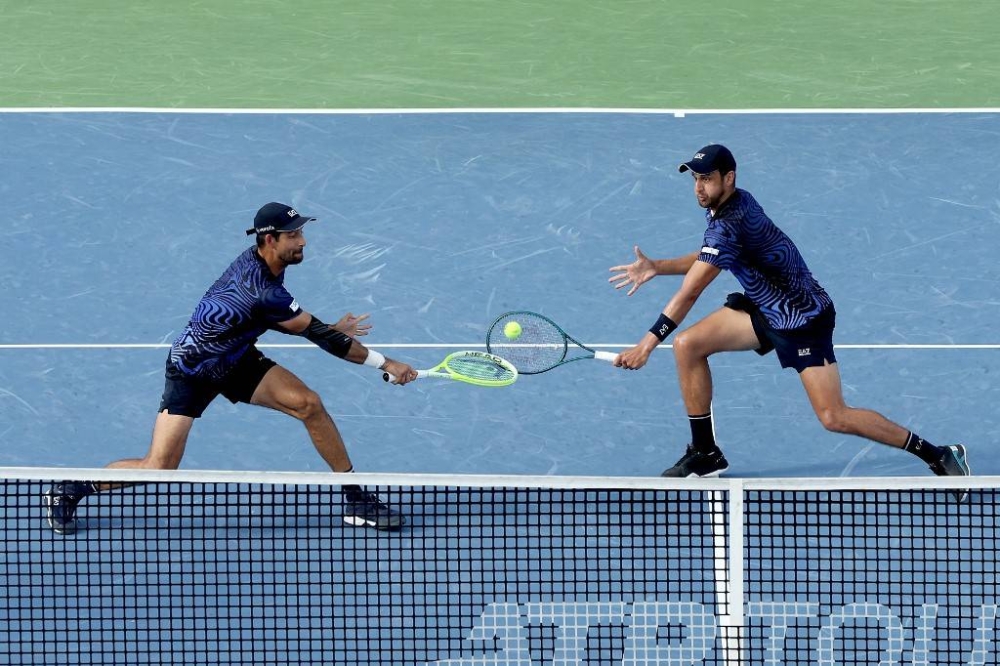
[334,312,372,337]
[609,245,657,297]
[614,344,651,370]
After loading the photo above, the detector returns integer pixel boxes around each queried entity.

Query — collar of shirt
[251,246,285,282]
[709,188,743,222]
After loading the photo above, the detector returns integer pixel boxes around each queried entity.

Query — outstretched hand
[333,312,372,338]
[608,245,656,296]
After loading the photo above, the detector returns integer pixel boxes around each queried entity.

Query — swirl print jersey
[169,247,302,380]
[697,189,832,330]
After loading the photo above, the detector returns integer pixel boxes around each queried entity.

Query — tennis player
[45,202,418,534]
[608,145,971,497]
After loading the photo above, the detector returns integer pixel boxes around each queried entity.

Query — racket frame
[383,350,518,387]
[486,310,617,374]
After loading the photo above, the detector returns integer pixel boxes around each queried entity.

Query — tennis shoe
[929,444,971,503]
[43,481,90,535]
[343,489,406,531]
[661,445,729,478]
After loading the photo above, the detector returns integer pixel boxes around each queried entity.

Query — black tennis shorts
[724,292,837,373]
[158,347,278,418]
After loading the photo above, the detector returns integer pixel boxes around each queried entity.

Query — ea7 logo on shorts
[798,348,811,357]
[290,299,299,311]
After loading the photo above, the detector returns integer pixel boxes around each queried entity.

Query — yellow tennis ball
[503,321,523,340]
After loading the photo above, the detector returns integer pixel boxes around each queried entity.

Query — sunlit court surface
[2,109,998,478]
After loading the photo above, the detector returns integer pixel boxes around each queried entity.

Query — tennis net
[1,468,995,665]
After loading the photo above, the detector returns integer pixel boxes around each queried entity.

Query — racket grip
[382,370,427,382]
[594,351,618,363]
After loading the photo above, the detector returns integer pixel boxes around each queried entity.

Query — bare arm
[662,259,722,326]
[609,246,700,296]
[615,260,723,369]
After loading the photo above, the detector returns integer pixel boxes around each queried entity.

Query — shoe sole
[686,466,729,479]
[343,514,406,531]
[660,465,729,479]
[661,466,729,478]
[42,492,76,535]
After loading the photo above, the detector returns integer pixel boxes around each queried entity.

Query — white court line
[0,343,998,350]
[1,107,999,115]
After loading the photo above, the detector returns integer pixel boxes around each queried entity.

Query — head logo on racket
[383,351,517,387]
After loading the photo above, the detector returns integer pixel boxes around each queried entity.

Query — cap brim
[282,216,316,232]
[678,162,714,174]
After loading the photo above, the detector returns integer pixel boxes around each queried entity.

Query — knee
[816,407,852,434]
[672,330,701,361]
[143,451,183,470]
[291,389,326,421]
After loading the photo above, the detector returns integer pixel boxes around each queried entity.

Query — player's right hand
[382,360,418,385]
[608,245,656,296]
[614,343,653,370]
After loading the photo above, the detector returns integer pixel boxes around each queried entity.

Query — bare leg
[83,410,197,491]
[45,410,195,532]
[107,410,195,470]
[672,307,762,414]
[799,362,909,448]
[249,365,353,472]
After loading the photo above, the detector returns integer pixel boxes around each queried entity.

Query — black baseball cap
[245,202,317,236]
[678,144,737,175]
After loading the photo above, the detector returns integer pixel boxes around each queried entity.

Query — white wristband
[362,349,386,369]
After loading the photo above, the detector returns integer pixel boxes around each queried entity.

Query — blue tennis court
[1,110,997,478]
[2,110,999,666]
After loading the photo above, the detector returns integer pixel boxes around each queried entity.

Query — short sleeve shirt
[169,247,302,380]
[698,189,833,330]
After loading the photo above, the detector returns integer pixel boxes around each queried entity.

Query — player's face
[275,229,306,265]
[691,171,734,210]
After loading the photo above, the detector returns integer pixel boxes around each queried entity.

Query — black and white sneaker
[43,481,92,535]
[929,444,971,503]
[343,489,406,531]
[661,445,729,478]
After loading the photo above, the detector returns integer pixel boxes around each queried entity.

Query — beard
[697,192,722,209]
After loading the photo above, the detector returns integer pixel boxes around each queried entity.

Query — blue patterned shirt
[698,189,832,330]
[169,247,302,380]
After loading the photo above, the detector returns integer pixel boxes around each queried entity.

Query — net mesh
[486,312,569,373]
[1,471,996,665]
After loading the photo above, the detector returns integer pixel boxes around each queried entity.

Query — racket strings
[446,355,517,383]
[487,314,567,373]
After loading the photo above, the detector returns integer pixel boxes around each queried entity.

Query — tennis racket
[382,350,518,387]
[486,311,618,374]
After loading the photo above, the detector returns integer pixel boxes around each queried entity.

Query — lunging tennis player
[609,145,971,499]
[45,202,417,534]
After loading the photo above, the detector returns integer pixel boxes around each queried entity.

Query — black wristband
[301,315,353,358]
[648,313,678,342]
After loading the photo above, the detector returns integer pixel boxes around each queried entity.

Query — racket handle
[383,370,428,382]
[594,351,618,363]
